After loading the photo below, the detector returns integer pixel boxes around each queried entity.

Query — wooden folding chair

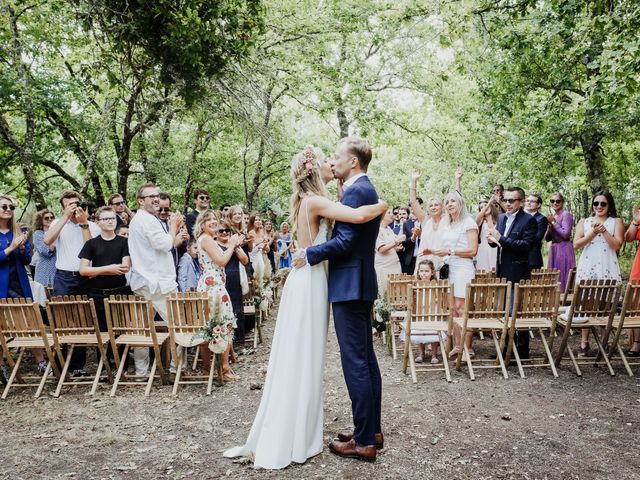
[244,295,262,349]
[554,280,621,376]
[505,281,560,378]
[530,268,560,284]
[47,296,113,397]
[605,281,640,376]
[0,298,60,398]
[561,268,576,304]
[453,279,512,380]
[401,280,453,383]
[104,295,170,396]
[474,269,496,280]
[387,273,414,359]
[167,291,220,395]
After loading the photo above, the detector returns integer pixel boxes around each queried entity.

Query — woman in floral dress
[194,210,246,381]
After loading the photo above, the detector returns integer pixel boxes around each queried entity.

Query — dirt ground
[2,307,640,480]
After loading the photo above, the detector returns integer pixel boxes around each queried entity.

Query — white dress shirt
[504,210,519,238]
[128,209,177,294]
[343,173,367,189]
[50,219,100,271]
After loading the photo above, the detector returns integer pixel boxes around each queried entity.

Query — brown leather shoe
[336,431,384,450]
[329,439,376,462]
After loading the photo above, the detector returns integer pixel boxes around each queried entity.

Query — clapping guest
[399,205,420,275]
[573,191,624,357]
[247,214,270,285]
[277,221,294,268]
[186,189,211,238]
[158,192,188,269]
[625,204,640,356]
[0,195,48,382]
[545,192,576,292]
[263,220,278,273]
[524,193,549,270]
[374,209,403,297]
[410,170,445,272]
[177,239,201,292]
[31,209,57,287]
[475,198,500,271]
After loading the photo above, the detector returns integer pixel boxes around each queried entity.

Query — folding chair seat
[554,280,621,376]
[505,281,560,378]
[166,291,222,395]
[401,280,453,383]
[453,278,512,380]
[0,298,60,398]
[104,295,169,396]
[47,295,113,396]
[605,281,640,376]
[387,273,414,359]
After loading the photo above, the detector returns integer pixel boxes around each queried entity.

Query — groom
[294,137,383,462]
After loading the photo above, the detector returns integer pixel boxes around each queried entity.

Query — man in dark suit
[488,187,537,359]
[524,193,549,270]
[295,137,382,462]
[399,211,419,274]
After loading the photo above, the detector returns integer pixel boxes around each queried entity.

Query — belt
[56,269,81,277]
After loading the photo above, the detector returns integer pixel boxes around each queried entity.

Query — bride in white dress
[223,145,386,469]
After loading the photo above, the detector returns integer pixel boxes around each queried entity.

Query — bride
[223,145,386,469]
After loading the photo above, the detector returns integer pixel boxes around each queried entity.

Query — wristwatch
[79,223,89,230]
[299,248,307,260]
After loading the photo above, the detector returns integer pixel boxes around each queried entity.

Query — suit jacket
[399,219,417,267]
[492,209,537,284]
[528,211,549,269]
[306,176,380,303]
[177,253,200,292]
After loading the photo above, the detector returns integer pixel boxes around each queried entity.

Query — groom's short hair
[339,137,372,172]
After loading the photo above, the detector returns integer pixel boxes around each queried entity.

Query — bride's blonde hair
[289,145,328,233]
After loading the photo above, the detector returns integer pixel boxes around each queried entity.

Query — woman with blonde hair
[247,214,269,285]
[410,170,445,273]
[224,144,386,469]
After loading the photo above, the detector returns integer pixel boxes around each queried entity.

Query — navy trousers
[332,300,382,446]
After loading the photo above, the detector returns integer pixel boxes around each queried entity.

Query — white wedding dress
[223,219,329,469]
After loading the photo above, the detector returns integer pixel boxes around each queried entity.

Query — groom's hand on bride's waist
[292,249,307,268]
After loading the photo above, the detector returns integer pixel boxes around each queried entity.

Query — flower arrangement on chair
[196,294,236,354]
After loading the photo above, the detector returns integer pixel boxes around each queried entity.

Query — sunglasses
[503,198,522,204]
[492,188,502,193]
[0,204,16,211]
[549,199,563,204]
[592,201,608,208]
[43,215,54,220]
[158,207,171,213]
[199,195,210,201]
[217,228,231,234]
[111,201,125,206]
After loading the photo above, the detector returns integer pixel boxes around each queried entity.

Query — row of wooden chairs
[0,291,265,398]
[389,273,640,383]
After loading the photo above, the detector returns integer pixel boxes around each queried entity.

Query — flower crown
[303,146,315,176]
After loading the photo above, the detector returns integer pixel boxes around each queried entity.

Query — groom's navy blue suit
[306,175,382,446]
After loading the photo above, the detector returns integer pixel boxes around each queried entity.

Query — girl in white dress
[223,145,387,470]
[424,191,478,359]
[573,191,624,357]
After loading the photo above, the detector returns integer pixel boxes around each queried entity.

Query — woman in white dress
[410,170,445,272]
[374,209,403,297]
[423,191,478,358]
[223,145,387,470]
[475,197,500,271]
[573,190,624,357]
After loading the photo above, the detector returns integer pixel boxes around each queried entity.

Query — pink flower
[221,294,230,303]
[205,276,214,286]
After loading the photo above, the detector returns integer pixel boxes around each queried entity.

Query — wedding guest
[401,260,441,364]
[625,204,640,357]
[390,207,404,235]
[426,191,478,359]
[492,184,506,212]
[158,192,188,269]
[475,198,500,271]
[573,190,624,357]
[488,187,538,359]
[277,221,294,268]
[128,182,183,378]
[399,207,420,275]
[220,204,231,217]
[115,224,129,238]
[247,214,270,285]
[263,220,278,273]
[410,170,445,272]
[108,193,132,227]
[31,209,57,287]
[226,205,253,279]
[186,189,211,237]
[374,209,403,297]
[177,239,201,292]
[44,190,100,376]
[545,192,576,291]
[0,195,48,380]
[218,220,249,345]
[524,193,549,270]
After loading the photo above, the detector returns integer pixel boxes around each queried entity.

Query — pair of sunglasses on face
[0,204,16,211]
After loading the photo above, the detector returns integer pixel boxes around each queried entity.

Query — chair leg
[511,342,524,379]
[110,344,129,397]
[35,360,52,398]
[439,335,452,383]
[554,324,572,368]
[539,329,559,378]
[401,335,410,374]
[617,345,634,377]
[145,357,157,397]
[192,347,200,370]
[206,353,215,395]
[172,350,183,396]
[565,343,582,376]
[591,327,615,376]
[90,355,104,396]
[492,331,509,379]
[2,347,25,399]
[408,346,417,384]
[462,344,475,381]
[54,344,75,398]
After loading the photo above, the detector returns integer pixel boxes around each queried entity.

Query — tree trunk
[580,131,606,193]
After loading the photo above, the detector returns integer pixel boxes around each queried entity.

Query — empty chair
[606,281,640,376]
[387,273,414,359]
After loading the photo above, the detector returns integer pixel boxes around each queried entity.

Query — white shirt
[343,173,367,189]
[128,209,177,294]
[50,219,100,271]
[504,211,519,238]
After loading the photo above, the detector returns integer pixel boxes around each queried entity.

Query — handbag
[438,262,450,279]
